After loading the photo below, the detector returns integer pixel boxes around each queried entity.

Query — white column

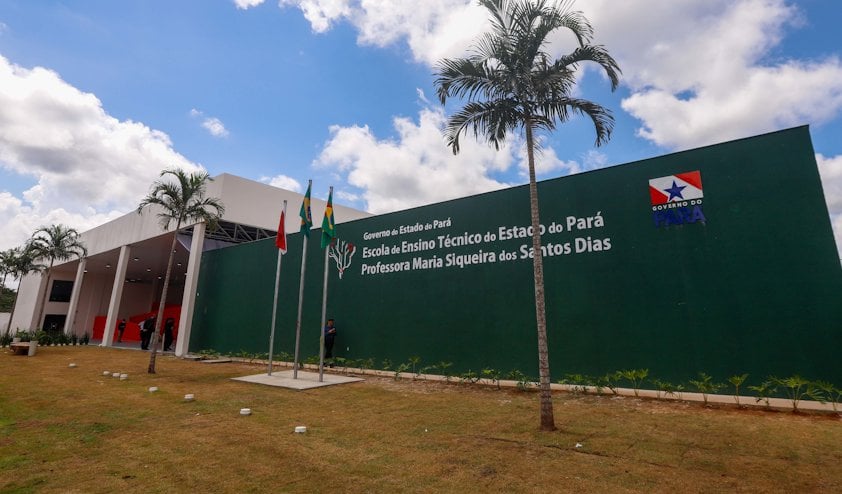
[64,258,86,336]
[175,223,205,357]
[102,245,130,347]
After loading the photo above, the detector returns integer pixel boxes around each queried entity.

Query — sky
[1,0,841,262]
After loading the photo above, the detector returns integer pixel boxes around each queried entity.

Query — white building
[7,173,369,356]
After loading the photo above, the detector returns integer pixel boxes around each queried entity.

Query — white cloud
[621,58,842,149]
[279,0,353,33]
[336,190,359,203]
[257,0,842,253]
[0,54,202,251]
[234,0,265,9]
[517,137,591,179]
[274,1,842,154]
[190,109,230,138]
[277,0,485,64]
[201,117,230,138]
[314,107,516,213]
[817,153,842,256]
[260,174,302,192]
[579,0,842,150]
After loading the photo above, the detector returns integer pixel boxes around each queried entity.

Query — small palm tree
[137,168,224,374]
[0,248,17,291]
[435,0,620,431]
[0,249,13,315]
[4,245,45,335]
[28,225,87,331]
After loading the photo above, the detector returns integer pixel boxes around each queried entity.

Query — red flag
[275,207,287,254]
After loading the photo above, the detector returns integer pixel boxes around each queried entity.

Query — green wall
[191,126,842,386]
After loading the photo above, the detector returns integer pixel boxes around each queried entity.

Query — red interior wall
[91,305,181,343]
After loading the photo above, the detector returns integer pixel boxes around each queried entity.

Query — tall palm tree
[137,168,224,374]
[4,245,45,335]
[28,225,87,331]
[434,0,620,431]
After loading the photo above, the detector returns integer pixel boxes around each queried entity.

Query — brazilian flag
[321,188,335,248]
[299,181,313,237]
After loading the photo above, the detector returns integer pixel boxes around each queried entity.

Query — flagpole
[318,246,329,382]
[318,186,333,383]
[292,234,307,379]
[293,180,313,380]
[267,200,287,376]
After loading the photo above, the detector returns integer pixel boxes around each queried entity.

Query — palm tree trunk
[148,225,180,374]
[34,259,54,331]
[525,121,556,432]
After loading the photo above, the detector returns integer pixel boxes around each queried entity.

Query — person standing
[140,316,155,350]
[117,318,127,343]
[323,318,337,367]
[163,317,175,352]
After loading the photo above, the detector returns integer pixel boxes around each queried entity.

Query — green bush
[689,372,722,405]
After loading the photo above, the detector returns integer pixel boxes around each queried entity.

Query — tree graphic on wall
[328,239,356,279]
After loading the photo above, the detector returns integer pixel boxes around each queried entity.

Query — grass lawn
[1,346,841,493]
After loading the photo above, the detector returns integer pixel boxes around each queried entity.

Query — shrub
[601,372,621,395]
[408,356,422,378]
[689,372,722,406]
[748,379,777,409]
[393,362,410,380]
[810,381,842,413]
[652,379,677,399]
[773,375,814,412]
[481,368,502,389]
[459,369,480,385]
[727,373,749,406]
[507,369,533,391]
[619,369,649,397]
[35,330,51,346]
[437,362,453,382]
[560,374,591,395]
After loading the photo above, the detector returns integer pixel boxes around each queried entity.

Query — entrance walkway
[92,339,174,353]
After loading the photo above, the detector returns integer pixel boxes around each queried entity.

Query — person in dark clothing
[117,318,127,343]
[163,317,175,351]
[140,317,155,350]
[323,318,337,367]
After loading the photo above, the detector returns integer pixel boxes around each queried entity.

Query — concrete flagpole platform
[231,370,363,390]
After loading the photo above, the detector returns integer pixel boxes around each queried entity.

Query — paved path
[231,370,364,390]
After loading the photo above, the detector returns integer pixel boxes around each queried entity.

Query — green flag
[321,188,335,248]
[299,181,313,237]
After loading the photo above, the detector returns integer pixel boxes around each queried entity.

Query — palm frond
[137,168,224,232]
[547,3,593,46]
[435,57,497,104]
[444,99,522,154]
[29,224,87,262]
[538,97,614,146]
[434,0,620,155]
[555,44,621,90]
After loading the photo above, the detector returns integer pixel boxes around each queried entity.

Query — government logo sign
[649,170,707,227]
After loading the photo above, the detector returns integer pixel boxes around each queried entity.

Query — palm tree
[28,225,87,331]
[0,248,16,292]
[137,168,224,374]
[434,0,620,431]
[4,245,45,335]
